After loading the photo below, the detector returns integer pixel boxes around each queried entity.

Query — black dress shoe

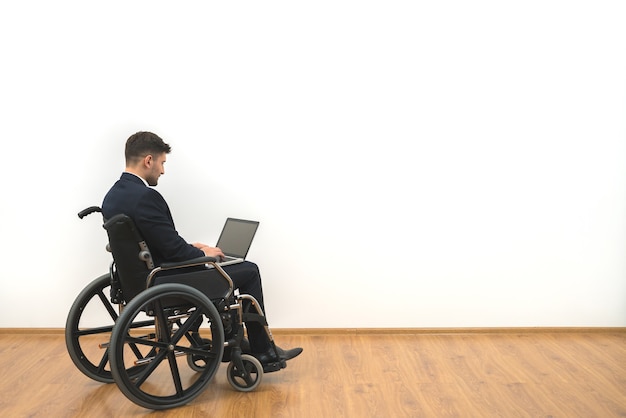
[253,348,284,373]
[252,345,303,373]
[254,348,280,364]
[276,345,303,361]
[254,346,303,363]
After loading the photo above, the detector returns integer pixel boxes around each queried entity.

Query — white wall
[1,1,624,328]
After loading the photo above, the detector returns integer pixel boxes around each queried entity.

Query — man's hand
[193,242,225,260]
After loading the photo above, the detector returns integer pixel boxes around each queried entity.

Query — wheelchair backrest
[103,214,153,303]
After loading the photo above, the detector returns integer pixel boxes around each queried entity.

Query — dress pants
[222,261,269,353]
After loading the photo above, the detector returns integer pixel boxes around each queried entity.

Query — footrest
[262,359,287,373]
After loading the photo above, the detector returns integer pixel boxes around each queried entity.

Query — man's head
[125,131,171,186]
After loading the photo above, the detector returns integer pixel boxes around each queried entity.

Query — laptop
[213,218,260,267]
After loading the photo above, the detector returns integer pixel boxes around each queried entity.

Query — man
[102,131,302,368]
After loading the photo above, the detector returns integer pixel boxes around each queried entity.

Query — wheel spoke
[181,345,218,359]
[167,352,184,395]
[73,325,114,336]
[133,347,169,388]
[123,335,167,350]
[96,290,119,322]
[96,348,110,373]
[154,301,172,343]
[169,308,203,346]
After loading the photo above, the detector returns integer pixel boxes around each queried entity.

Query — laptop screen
[215,218,260,258]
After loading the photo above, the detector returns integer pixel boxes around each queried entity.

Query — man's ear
[143,154,153,168]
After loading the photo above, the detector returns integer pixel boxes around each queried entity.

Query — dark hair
[125,131,171,164]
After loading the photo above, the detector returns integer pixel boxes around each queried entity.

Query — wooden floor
[1,329,625,417]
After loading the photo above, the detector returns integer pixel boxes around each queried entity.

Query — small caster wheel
[227,354,263,392]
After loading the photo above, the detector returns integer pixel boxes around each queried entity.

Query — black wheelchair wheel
[226,354,263,392]
[65,274,156,383]
[109,284,224,410]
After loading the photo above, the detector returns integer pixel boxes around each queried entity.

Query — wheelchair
[65,206,286,410]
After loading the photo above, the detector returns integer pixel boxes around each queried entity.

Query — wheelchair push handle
[78,206,103,219]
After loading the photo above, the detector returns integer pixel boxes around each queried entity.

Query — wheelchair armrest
[159,256,218,270]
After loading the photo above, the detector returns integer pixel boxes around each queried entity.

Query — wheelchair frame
[65,206,283,410]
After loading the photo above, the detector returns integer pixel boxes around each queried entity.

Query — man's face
[145,153,167,186]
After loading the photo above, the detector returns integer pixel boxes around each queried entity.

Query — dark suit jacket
[102,172,204,267]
